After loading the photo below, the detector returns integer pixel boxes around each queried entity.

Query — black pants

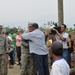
[16,46,21,64]
[33,54,49,75]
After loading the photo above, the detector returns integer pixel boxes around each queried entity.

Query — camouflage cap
[0,25,3,29]
[28,22,33,27]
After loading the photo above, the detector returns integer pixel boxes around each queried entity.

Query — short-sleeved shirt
[50,59,70,75]
[55,32,69,49]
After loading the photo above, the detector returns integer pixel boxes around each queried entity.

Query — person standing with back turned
[22,23,49,75]
[20,23,37,75]
[50,41,70,75]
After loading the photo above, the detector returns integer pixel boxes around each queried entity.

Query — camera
[50,23,61,35]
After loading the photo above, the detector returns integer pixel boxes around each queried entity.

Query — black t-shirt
[67,40,74,53]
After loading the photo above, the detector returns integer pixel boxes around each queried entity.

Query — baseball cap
[51,41,63,55]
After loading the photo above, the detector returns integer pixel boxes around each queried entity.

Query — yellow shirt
[47,39,52,47]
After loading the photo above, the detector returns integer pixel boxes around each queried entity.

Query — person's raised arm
[22,32,34,41]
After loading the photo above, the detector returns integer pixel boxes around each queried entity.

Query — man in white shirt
[51,24,69,64]
[22,23,49,75]
[50,41,70,75]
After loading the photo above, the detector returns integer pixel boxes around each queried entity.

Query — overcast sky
[0,0,75,28]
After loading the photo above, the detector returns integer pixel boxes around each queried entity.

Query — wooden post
[58,0,64,26]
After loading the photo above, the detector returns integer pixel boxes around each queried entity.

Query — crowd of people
[46,24,75,75]
[0,23,75,75]
[0,25,22,75]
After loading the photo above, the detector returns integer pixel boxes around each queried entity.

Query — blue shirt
[22,29,48,55]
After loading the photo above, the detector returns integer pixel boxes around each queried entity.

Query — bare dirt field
[8,64,20,75]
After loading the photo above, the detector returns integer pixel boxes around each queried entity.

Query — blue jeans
[13,48,16,62]
[33,54,49,75]
[63,49,69,64]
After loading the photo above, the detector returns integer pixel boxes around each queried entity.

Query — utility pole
[58,0,64,26]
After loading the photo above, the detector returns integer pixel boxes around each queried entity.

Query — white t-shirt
[50,59,70,75]
[8,36,12,41]
[55,32,69,49]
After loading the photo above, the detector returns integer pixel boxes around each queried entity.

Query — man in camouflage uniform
[0,25,7,75]
[20,23,37,75]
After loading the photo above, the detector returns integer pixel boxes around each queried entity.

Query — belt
[63,48,68,50]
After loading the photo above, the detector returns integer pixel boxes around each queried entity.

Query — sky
[0,0,75,29]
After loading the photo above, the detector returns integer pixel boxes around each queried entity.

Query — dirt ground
[8,64,20,75]
[8,64,51,75]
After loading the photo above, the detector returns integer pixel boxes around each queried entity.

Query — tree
[43,21,55,29]
[39,27,46,32]
[4,25,10,32]
[13,27,18,33]
[73,24,75,28]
